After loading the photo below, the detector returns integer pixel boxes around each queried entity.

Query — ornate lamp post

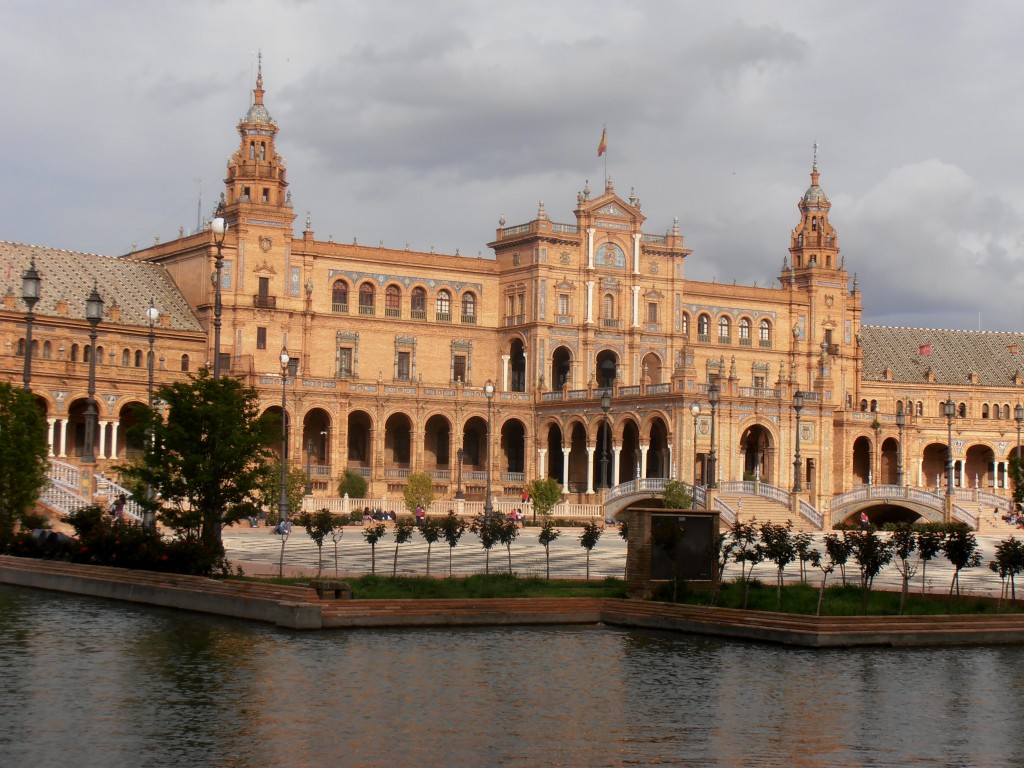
[943,396,956,502]
[278,347,291,522]
[82,285,104,464]
[600,390,612,489]
[792,390,804,492]
[143,299,161,529]
[305,438,315,495]
[1015,404,1023,461]
[707,383,720,489]
[484,380,495,518]
[690,403,701,486]
[455,447,465,500]
[211,208,228,379]
[21,258,41,392]
[895,400,906,487]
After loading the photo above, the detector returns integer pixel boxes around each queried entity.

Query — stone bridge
[826,485,977,528]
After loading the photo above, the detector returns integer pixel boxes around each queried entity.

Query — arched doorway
[740,424,773,483]
[546,424,564,484]
[423,414,451,476]
[619,419,640,483]
[301,408,332,491]
[647,417,670,478]
[347,410,373,471]
[965,444,995,490]
[384,413,412,469]
[641,353,663,385]
[551,347,571,390]
[596,350,618,388]
[500,418,527,478]
[922,442,949,490]
[880,437,899,485]
[509,339,526,393]
[118,401,148,460]
[852,436,871,485]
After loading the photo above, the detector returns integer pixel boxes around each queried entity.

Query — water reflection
[1,585,1023,767]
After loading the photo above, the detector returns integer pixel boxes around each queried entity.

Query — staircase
[39,461,144,522]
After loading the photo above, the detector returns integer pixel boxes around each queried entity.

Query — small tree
[793,532,816,584]
[497,517,520,573]
[403,472,435,515]
[729,521,764,609]
[823,533,852,587]
[916,525,943,594]
[526,477,563,524]
[362,522,387,574]
[990,537,1024,610]
[330,523,345,576]
[472,514,503,574]
[337,470,368,500]
[711,532,736,606]
[392,516,416,577]
[661,480,693,510]
[845,529,893,614]
[440,511,467,578]
[0,382,49,546]
[1010,456,1024,522]
[941,525,983,611]
[617,519,629,579]
[578,521,603,581]
[419,515,443,576]
[759,521,796,611]
[261,461,307,524]
[538,518,561,580]
[299,507,337,579]
[808,547,833,616]
[887,523,919,615]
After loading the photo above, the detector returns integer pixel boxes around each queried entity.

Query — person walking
[112,494,126,525]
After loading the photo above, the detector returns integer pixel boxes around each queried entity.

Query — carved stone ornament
[259,236,272,252]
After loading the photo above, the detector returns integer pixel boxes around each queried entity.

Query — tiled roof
[0,242,204,333]
[861,325,1024,387]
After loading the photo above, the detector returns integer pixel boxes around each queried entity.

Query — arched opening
[852,436,871,485]
[596,349,618,388]
[619,419,641,483]
[593,417,614,489]
[500,418,527,479]
[641,352,663,385]
[384,413,412,469]
[118,402,149,460]
[509,338,526,392]
[965,444,995,490]
[567,422,588,492]
[423,414,451,479]
[880,437,899,485]
[302,408,332,491]
[346,410,373,471]
[261,405,288,461]
[647,417,670,478]
[462,415,488,499]
[546,423,565,484]
[922,443,949,491]
[842,503,922,528]
[551,346,571,390]
[740,424,773,483]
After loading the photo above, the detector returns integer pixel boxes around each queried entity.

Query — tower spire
[254,49,265,106]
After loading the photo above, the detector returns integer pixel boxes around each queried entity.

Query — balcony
[435,312,452,323]
[253,295,276,309]
[411,309,427,320]
[602,318,622,329]
[739,337,752,346]
[718,336,731,345]
[358,304,375,316]
[332,302,349,314]
[759,339,772,348]
[504,314,525,326]
[461,313,477,325]
[385,307,401,318]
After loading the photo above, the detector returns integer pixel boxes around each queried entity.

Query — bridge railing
[952,505,979,529]
[798,499,824,529]
[713,497,737,526]
[720,480,791,507]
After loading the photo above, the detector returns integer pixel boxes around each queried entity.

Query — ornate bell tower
[787,143,840,273]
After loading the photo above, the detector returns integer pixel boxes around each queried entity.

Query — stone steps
[717,494,819,532]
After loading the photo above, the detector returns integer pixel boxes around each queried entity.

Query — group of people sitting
[362,507,397,522]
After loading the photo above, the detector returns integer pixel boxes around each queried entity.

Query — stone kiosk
[622,507,720,599]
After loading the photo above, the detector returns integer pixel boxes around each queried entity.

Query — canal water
[1,585,1022,768]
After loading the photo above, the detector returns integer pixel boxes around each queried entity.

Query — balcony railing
[358,304,375,316]
[435,312,452,323]
[504,314,525,326]
[332,302,349,314]
[602,318,622,329]
[718,336,731,345]
[461,313,477,324]
[385,307,401,318]
[739,337,752,346]
[697,334,711,343]
[759,339,772,348]
[411,308,426,320]
[253,295,276,309]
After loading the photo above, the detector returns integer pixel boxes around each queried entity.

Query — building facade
[3,66,1023,528]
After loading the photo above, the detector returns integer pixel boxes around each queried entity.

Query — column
[501,354,510,392]
[632,233,641,274]
[918,457,923,487]
[59,419,69,458]
[585,446,595,494]
[98,420,108,459]
[612,445,621,487]
[537,447,547,478]
[631,285,640,328]
[991,460,997,488]
[109,422,119,460]
[47,418,56,457]
[561,445,570,491]
[639,443,649,479]
[667,443,674,479]
[522,352,528,393]
[587,228,595,269]
[585,281,594,324]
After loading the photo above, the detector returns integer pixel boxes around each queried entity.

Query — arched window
[436,290,452,321]
[1004,404,1011,420]
[42,340,51,359]
[181,354,190,372]
[860,399,868,412]
[16,339,25,356]
[385,285,401,317]
[602,294,614,318]
[681,312,690,336]
[259,142,266,160]
[718,316,731,342]
[870,400,878,412]
[332,280,349,312]
[411,287,427,318]
[916,401,924,417]
[739,317,752,344]
[461,292,477,323]
[96,346,104,363]
[249,142,255,160]
[358,283,375,315]
[122,349,130,367]
[697,314,710,338]
[135,350,143,368]
[758,320,772,347]
[983,404,990,419]
[70,344,79,362]
[958,402,967,418]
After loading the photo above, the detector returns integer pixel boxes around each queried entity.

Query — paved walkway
[223,525,1019,598]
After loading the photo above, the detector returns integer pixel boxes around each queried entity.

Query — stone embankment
[5,556,1024,647]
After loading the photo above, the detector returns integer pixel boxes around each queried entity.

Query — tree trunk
[816,570,829,616]
[586,551,591,581]
[899,570,908,615]
[776,568,783,611]
[371,543,376,574]
[426,543,432,577]
[278,536,287,579]
[316,545,323,580]
[392,544,399,578]
[507,545,512,573]
[545,545,550,580]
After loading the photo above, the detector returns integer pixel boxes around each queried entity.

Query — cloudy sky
[3,1,1024,331]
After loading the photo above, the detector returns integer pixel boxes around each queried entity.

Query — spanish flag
[597,127,607,157]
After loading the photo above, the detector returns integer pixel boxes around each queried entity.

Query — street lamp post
[484,380,495,518]
[82,285,104,464]
[792,390,804,492]
[600,390,612,489]
[895,400,906,487]
[690,403,702,486]
[455,447,465,500]
[143,299,161,529]
[1015,404,1023,461]
[211,209,228,379]
[278,347,290,523]
[707,383,720,489]
[944,396,956,502]
[305,438,315,495]
[21,258,41,392]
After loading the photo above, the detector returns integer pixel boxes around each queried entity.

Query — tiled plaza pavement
[223,526,1016,598]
